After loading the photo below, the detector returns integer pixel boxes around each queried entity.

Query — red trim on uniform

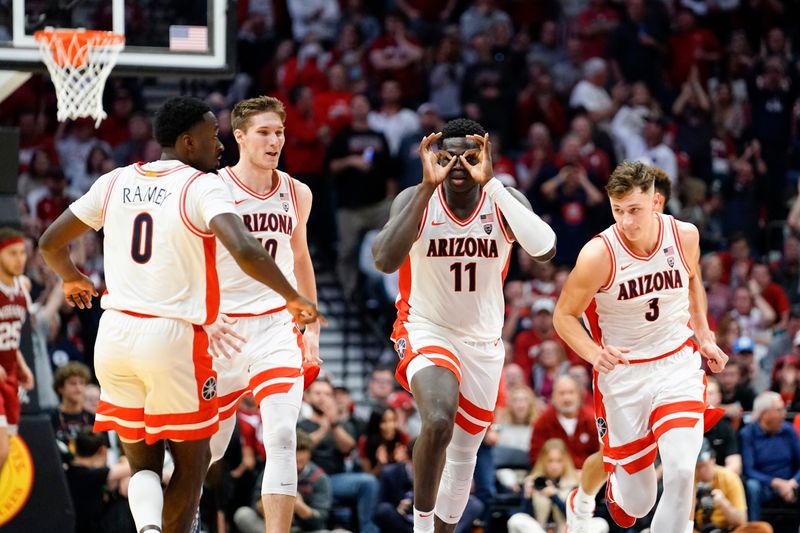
[120,310,159,319]
[415,205,429,241]
[145,404,218,425]
[190,325,218,430]
[94,420,146,441]
[592,371,610,450]
[621,447,658,474]
[203,238,220,324]
[628,338,696,364]
[458,393,494,422]
[455,412,487,435]
[249,367,302,405]
[584,298,603,345]
[391,258,413,342]
[101,169,122,225]
[179,171,212,237]
[133,162,189,177]
[253,383,295,404]
[436,186,485,227]
[669,216,692,275]
[226,166,282,200]
[596,234,616,292]
[96,400,144,420]
[612,214,664,261]
[218,389,250,420]
[286,173,302,223]
[649,400,705,427]
[501,249,512,284]
[653,417,701,440]
[495,205,513,244]
[602,432,655,460]
[227,305,287,318]
[144,424,218,444]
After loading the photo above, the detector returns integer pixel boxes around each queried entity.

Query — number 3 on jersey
[450,262,476,292]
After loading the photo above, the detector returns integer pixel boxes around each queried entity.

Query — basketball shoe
[566,488,594,533]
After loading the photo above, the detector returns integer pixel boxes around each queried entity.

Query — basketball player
[0,228,34,476]
[39,96,321,533]
[206,96,321,533]
[372,119,556,533]
[553,161,727,533]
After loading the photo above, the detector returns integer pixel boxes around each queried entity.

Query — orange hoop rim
[34,28,125,46]
[34,28,124,69]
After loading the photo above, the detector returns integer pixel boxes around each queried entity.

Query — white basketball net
[36,29,125,127]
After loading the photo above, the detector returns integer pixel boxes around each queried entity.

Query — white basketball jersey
[216,167,298,315]
[585,213,693,360]
[392,186,513,342]
[69,160,236,325]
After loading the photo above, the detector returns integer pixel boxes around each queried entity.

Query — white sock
[413,506,435,532]
[686,520,695,533]
[128,470,163,532]
[575,485,596,515]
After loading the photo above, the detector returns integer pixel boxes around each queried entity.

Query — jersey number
[645,298,660,322]
[0,321,22,351]
[257,237,278,259]
[131,213,154,264]
[450,262,476,292]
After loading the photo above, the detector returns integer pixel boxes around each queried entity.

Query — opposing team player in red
[554,161,727,533]
[372,119,556,533]
[39,96,321,533]
[207,95,322,533]
[0,228,34,476]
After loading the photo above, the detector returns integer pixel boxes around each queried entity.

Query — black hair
[75,431,106,457]
[153,96,212,148]
[441,118,486,140]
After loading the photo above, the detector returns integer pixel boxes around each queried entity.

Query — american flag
[480,213,494,223]
[663,245,674,256]
[169,25,208,52]
[280,192,290,201]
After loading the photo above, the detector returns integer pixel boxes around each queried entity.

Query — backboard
[0,0,236,77]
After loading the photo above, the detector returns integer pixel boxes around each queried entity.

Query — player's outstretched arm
[679,219,728,373]
[210,213,323,326]
[372,132,455,273]
[39,210,98,309]
[553,238,629,373]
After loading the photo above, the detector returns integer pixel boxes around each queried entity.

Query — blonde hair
[231,96,286,132]
[606,160,655,198]
[530,438,578,486]
[499,385,540,426]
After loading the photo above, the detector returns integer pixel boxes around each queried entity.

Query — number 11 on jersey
[450,262,476,292]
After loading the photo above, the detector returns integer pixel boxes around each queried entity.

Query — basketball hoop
[35,29,125,127]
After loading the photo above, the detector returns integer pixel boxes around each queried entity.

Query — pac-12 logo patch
[596,417,607,438]
[395,338,407,358]
[202,376,217,401]
[483,224,492,235]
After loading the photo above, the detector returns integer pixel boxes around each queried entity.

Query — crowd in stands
[3,0,800,531]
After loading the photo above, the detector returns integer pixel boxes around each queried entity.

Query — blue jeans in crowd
[745,478,778,521]
[330,472,380,533]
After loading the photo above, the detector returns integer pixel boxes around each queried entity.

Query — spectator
[508,438,607,533]
[234,430,333,533]
[527,21,565,71]
[368,79,421,157]
[512,298,574,383]
[704,378,742,475]
[111,113,152,167]
[280,38,331,95]
[285,0,340,43]
[356,366,397,421]
[395,0,456,46]
[529,376,598,469]
[367,11,424,103]
[358,406,410,476]
[608,0,669,91]
[576,0,620,60]
[297,379,379,533]
[741,391,800,521]
[396,103,444,192]
[64,431,132,533]
[494,384,540,468]
[35,168,78,230]
[459,0,513,41]
[569,114,611,184]
[751,262,790,330]
[51,361,95,459]
[515,123,556,193]
[568,58,616,125]
[81,145,113,194]
[283,85,330,180]
[728,286,776,346]
[667,8,720,88]
[314,63,353,136]
[428,34,465,120]
[703,253,733,324]
[763,309,800,387]
[17,148,52,205]
[327,94,393,302]
[54,118,110,190]
[771,355,800,413]
[694,438,772,533]
[531,340,570,402]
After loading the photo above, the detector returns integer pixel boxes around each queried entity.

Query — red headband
[0,237,24,252]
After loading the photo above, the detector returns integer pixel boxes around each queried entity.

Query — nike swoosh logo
[419,512,433,518]
[449,514,459,519]
[280,481,294,486]
[620,264,632,271]
[234,199,247,205]
[431,220,446,226]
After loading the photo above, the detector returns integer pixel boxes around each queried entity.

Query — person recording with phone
[693,438,772,533]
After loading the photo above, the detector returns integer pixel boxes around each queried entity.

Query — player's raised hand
[419,132,456,187]
[592,344,630,374]
[461,133,494,186]
[286,294,327,327]
[206,314,247,359]
[62,274,98,309]
[699,339,728,373]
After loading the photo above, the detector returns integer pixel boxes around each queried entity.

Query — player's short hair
[231,96,286,133]
[0,227,24,245]
[153,96,212,148]
[441,118,486,141]
[651,166,672,204]
[296,430,313,452]
[606,161,655,198]
[53,361,92,395]
[75,431,106,457]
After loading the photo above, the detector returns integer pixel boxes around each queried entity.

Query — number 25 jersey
[393,186,513,343]
[69,160,236,325]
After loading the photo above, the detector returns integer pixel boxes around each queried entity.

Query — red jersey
[0,277,29,374]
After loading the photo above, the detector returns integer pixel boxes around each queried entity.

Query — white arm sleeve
[483,178,556,258]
